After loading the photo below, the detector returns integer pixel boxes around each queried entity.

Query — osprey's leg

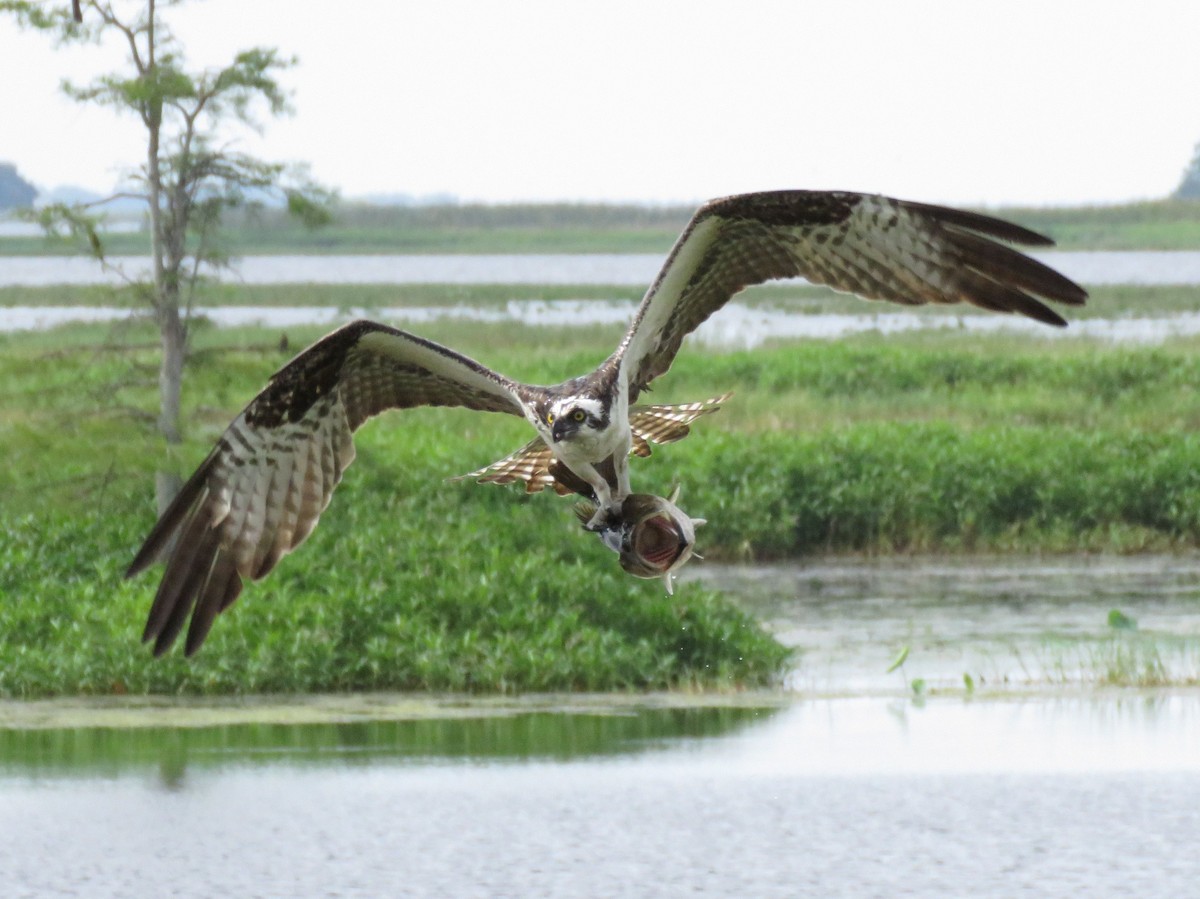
[574,462,622,530]
[582,441,634,530]
[613,448,632,499]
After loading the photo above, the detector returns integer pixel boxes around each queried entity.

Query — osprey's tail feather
[451,393,732,494]
[628,393,731,457]
[447,435,557,493]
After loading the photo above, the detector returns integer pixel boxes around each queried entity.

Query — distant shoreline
[2,197,1198,256]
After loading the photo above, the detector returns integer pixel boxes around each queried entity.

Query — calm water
[687,555,1200,693]
[3,557,1200,897]
[2,698,1200,898]
[0,252,665,287]
[6,249,1200,346]
[4,249,1200,287]
[7,301,1200,348]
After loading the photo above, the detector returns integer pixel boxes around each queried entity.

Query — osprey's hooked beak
[576,489,706,592]
[552,415,589,444]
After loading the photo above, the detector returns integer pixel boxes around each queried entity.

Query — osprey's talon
[584,505,621,532]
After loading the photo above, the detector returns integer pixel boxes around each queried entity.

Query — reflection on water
[4,694,1198,781]
[0,704,771,779]
[2,696,1200,898]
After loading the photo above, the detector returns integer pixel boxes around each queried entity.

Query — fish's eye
[573,410,586,422]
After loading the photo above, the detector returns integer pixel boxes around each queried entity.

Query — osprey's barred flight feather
[127,189,1088,656]
[453,395,731,494]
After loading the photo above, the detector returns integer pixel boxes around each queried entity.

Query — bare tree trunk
[157,291,184,443]
[151,290,186,511]
[143,0,184,514]
[154,293,185,510]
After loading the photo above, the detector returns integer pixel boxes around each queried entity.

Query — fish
[574,487,706,593]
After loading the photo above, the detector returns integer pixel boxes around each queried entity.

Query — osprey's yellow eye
[546,412,555,424]
[573,410,586,422]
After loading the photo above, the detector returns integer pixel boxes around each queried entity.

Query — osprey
[127,189,1087,655]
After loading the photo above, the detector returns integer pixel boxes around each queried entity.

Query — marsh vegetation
[2,279,1199,695]
[5,197,1200,256]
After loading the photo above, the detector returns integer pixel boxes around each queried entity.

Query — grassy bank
[3,297,1200,697]
[1,314,797,698]
[3,197,1200,255]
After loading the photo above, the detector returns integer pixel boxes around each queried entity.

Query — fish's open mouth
[632,514,685,570]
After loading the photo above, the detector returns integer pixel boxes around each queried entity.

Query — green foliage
[0,483,789,698]
[0,319,794,697]
[8,197,1200,255]
[285,187,335,229]
[0,0,87,34]
[1093,637,1169,687]
[1039,632,1185,687]
[1107,609,1138,631]
[994,198,1200,249]
[886,645,910,673]
[24,202,106,258]
[683,424,1200,557]
[2,0,332,267]
[4,306,1200,697]
[5,311,1200,557]
[1,0,336,442]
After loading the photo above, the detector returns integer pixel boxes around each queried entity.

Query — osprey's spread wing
[616,190,1088,399]
[454,395,731,494]
[127,320,525,656]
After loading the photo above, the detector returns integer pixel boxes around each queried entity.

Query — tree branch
[3,0,333,468]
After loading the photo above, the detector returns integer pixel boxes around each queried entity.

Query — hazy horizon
[2,1,1198,208]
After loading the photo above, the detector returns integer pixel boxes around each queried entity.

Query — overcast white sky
[2,0,1200,207]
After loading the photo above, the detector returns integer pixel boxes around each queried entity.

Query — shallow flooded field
[3,556,1200,897]
[10,300,1200,348]
[688,555,1200,694]
[4,249,1200,286]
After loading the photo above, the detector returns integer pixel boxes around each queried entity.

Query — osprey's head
[546,398,606,443]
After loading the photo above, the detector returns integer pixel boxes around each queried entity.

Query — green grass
[4,197,1200,255]
[1,499,789,697]
[5,293,1200,697]
[681,424,1200,557]
[1033,633,1200,688]
[996,199,1200,250]
[0,318,798,698]
[0,281,648,309]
